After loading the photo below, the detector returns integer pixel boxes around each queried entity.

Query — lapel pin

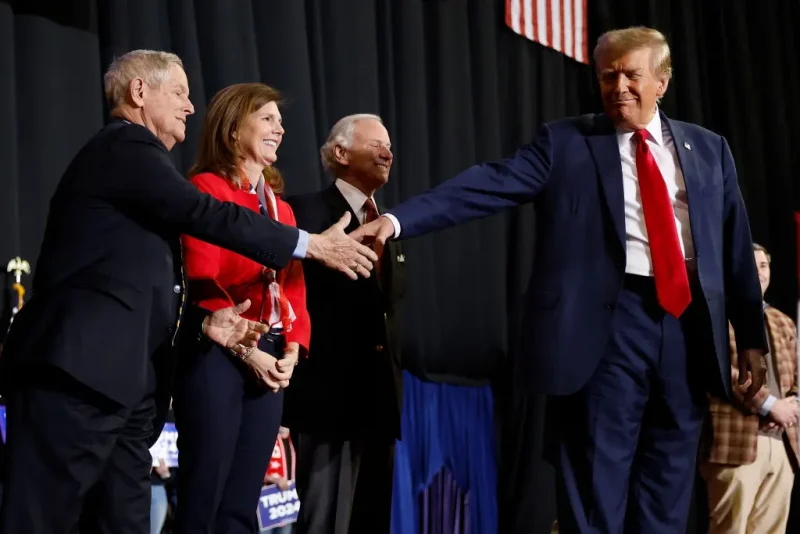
[397,254,405,263]
[684,142,692,151]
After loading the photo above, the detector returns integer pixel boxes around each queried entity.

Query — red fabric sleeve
[279,199,311,352]
[182,174,235,312]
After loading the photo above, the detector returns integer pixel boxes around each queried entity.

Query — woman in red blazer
[172,83,310,534]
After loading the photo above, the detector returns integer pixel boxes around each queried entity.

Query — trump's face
[597,47,668,131]
[140,63,195,150]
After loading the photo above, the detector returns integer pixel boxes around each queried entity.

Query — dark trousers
[549,275,710,534]
[0,367,155,534]
[293,433,395,534]
[172,331,284,534]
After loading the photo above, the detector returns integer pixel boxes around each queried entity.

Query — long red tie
[633,129,691,318]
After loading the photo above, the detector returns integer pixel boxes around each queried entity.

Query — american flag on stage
[505,0,589,64]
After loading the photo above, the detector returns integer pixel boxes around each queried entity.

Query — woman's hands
[279,342,300,374]
[246,349,290,392]
[245,341,300,392]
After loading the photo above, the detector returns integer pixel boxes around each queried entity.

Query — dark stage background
[0,0,799,532]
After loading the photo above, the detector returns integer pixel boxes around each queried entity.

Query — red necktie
[363,198,379,224]
[633,129,691,317]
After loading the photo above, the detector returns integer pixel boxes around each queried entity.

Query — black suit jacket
[283,185,406,440]
[0,120,299,407]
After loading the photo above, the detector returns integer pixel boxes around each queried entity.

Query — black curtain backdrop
[1,0,799,532]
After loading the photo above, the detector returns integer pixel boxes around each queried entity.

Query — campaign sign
[0,405,5,443]
[257,482,300,531]
[149,422,179,467]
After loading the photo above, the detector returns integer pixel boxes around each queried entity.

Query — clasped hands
[735,349,798,431]
[764,397,799,431]
[201,299,298,391]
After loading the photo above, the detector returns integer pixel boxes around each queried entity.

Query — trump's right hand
[306,212,378,280]
[349,215,395,259]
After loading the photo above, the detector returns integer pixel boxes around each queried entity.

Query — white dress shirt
[618,111,694,276]
[335,178,379,224]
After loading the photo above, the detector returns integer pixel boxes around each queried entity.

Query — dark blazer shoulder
[285,190,327,211]
[286,187,347,233]
[664,116,721,141]
[545,113,609,137]
[285,190,328,220]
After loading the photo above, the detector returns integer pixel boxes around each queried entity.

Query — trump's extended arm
[387,124,554,239]
[720,136,768,353]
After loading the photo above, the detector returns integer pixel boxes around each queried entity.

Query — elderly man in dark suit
[284,113,405,534]
[0,50,376,534]
[354,27,768,533]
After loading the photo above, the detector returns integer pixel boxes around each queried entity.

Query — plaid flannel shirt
[702,306,799,467]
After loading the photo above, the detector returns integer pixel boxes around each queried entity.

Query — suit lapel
[586,115,626,250]
[662,112,704,256]
[322,184,361,234]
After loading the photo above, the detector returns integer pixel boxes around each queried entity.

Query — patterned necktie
[363,197,380,224]
[633,129,691,317]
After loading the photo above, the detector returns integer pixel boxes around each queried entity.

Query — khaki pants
[700,435,795,534]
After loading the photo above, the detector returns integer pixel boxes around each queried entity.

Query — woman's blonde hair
[189,83,284,193]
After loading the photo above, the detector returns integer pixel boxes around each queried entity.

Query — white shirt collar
[334,178,377,218]
[616,108,663,148]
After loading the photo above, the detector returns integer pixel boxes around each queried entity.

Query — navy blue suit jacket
[389,112,767,397]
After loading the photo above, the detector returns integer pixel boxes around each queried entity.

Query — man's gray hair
[103,50,184,110]
[320,113,383,174]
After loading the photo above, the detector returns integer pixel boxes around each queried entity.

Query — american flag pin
[684,142,692,150]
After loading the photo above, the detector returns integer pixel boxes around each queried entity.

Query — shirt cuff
[383,213,402,239]
[292,230,309,259]
[759,395,777,417]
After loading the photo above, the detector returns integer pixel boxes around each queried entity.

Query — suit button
[605,303,613,310]
[375,345,384,352]
[173,285,181,294]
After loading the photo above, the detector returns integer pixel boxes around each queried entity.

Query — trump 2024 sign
[257,482,300,531]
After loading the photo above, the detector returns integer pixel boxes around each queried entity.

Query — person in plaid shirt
[699,243,799,533]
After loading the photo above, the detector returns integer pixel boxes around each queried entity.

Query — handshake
[305,212,398,279]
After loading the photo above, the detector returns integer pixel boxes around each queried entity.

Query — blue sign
[149,422,179,467]
[257,482,300,531]
[0,405,5,443]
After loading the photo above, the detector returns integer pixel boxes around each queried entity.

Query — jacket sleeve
[102,128,299,270]
[721,136,768,354]
[728,323,771,414]
[786,317,798,397]
[280,202,311,353]
[388,123,554,239]
[182,176,236,313]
